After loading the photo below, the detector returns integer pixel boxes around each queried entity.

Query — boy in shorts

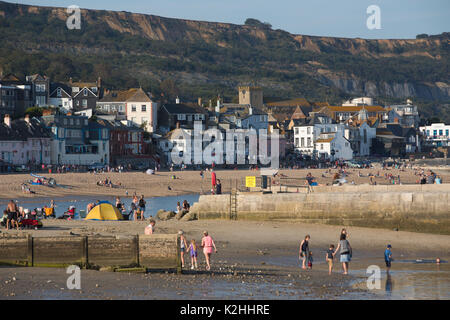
[326,244,335,275]
[384,244,393,273]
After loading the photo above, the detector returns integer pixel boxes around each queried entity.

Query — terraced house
[41,114,110,165]
[97,88,157,133]
[0,114,51,166]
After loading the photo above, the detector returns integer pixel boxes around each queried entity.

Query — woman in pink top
[201,231,217,271]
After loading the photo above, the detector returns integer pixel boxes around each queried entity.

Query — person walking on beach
[179,230,188,268]
[189,239,198,270]
[326,244,335,275]
[384,244,393,273]
[6,200,19,231]
[299,235,310,269]
[334,233,352,275]
[130,199,138,221]
[138,195,146,220]
[201,231,217,271]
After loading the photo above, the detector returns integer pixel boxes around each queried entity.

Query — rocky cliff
[0,0,448,105]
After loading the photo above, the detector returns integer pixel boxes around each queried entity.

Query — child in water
[326,244,335,275]
[308,251,314,269]
[385,244,393,272]
[189,239,198,270]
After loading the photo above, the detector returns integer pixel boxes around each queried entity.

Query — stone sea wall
[0,234,181,271]
[190,184,450,234]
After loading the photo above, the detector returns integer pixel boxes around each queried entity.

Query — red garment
[211,172,216,187]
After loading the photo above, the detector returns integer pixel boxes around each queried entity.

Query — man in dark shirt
[215,180,222,195]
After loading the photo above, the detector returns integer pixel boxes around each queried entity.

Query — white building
[293,114,347,157]
[344,120,377,157]
[419,123,450,147]
[49,86,73,113]
[315,133,353,161]
[98,88,157,133]
[342,97,376,106]
[0,115,51,165]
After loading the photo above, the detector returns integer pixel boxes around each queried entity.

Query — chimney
[24,114,30,125]
[69,77,73,84]
[215,98,221,114]
[4,114,11,127]
[176,97,180,104]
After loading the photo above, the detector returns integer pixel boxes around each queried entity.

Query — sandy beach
[0,166,449,300]
[1,166,449,200]
[1,219,449,299]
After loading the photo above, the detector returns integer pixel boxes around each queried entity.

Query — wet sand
[1,220,449,299]
[1,166,449,200]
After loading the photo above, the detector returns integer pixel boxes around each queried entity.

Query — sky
[10,0,450,39]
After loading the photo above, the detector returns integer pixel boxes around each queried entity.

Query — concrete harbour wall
[191,184,450,234]
[0,234,180,271]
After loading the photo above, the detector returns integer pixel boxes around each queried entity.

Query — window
[320,144,324,150]
[294,128,299,135]
[141,105,147,112]
[83,89,88,96]
[295,138,299,147]
[301,138,304,147]
[82,99,87,107]
[307,127,311,134]
[132,105,136,112]
[439,130,443,136]
[307,137,311,147]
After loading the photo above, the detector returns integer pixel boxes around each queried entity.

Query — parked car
[88,163,106,171]
[15,165,30,172]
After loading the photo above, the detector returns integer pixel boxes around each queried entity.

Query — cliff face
[0,0,448,102]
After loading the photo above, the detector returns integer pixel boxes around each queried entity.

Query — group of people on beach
[1,199,60,230]
[299,229,352,275]
[112,195,147,221]
[178,230,217,271]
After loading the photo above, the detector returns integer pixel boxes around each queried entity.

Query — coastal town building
[388,100,420,128]
[98,88,157,133]
[419,123,450,147]
[49,83,73,113]
[293,114,349,157]
[0,74,33,117]
[96,118,153,167]
[158,101,207,133]
[320,105,388,124]
[41,114,110,165]
[0,114,51,165]
[26,74,50,107]
[342,97,377,106]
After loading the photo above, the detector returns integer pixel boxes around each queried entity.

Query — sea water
[0,194,200,220]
